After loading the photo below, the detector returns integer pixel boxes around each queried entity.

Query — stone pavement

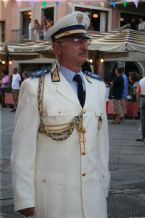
[1,107,145,218]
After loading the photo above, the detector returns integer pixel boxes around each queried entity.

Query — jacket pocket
[42,108,74,126]
[35,174,65,217]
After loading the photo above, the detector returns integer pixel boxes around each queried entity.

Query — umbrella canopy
[89,29,145,61]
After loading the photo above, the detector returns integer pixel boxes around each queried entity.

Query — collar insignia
[51,66,60,82]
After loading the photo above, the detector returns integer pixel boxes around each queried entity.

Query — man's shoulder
[83,71,104,82]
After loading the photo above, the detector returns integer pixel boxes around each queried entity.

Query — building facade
[0,0,145,77]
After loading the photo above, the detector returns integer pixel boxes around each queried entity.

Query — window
[120,13,145,30]
[75,6,108,32]
[0,21,5,42]
[41,7,54,39]
[20,10,32,39]
[41,7,54,24]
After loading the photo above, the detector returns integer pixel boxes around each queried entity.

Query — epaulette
[83,71,104,82]
[29,68,51,78]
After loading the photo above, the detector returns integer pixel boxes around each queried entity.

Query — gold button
[81,152,86,155]
[82,173,86,177]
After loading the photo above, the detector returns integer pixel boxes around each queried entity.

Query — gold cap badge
[76,14,84,24]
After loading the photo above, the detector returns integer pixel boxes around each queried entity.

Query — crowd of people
[106,65,143,124]
[0,67,25,111]
[28,16,53,41]
[29,16,145,42]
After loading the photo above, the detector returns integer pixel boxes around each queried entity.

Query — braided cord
[38,76,81,141]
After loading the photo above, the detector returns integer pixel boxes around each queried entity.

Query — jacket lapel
[52,72,81,109]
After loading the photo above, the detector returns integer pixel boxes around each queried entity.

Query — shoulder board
[83,71,104,81]
[29,68,51,78]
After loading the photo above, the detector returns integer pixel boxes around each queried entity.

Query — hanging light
[89,59,93,63]
[2,60,6,64]
[9,60,12,65]
[99,51,104,63]
[92,14,98,19]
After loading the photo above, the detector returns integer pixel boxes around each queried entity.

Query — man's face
[53,37,90,66]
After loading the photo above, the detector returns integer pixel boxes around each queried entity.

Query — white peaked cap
[44,11,90,41]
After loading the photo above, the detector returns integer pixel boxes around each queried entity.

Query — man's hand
[18,207,35,217]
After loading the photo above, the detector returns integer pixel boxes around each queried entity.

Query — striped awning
[89,29,145,53]
[89,29,145,61]
[0,42,6,53]
[0,40,53,60]
[7,40,52,53]
[0,29,145,61]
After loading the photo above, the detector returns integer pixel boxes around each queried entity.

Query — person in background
[128,71,141,102]
[105,81,110,115]
[121,70,129,120]
[81,61,92,72]
[138,17,145,31]
[110,67,124,124]
[11,68,21,112]
[130,18,138,30]
[21,71,28,81]
[43,16,53,38]
[11,11,110,218]
[33,19,41,41]
[136,71,145,144]
[28,17,33,40]
[0,70,11,107]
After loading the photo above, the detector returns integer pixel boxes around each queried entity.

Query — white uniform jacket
[11,70,110,218]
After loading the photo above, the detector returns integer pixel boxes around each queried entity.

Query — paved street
[1,107,145,218]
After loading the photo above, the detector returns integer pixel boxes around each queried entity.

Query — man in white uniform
[11,11,110,218]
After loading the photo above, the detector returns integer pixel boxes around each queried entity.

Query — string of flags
[110,0,139,8]
[2,0,140,8]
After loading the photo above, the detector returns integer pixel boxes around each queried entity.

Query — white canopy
[7,41,52,53]
[0,29,145,61]
[89,29,145,61]
[0,40,53,60]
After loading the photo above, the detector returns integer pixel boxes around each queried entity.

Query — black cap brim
[69,33,91,39]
